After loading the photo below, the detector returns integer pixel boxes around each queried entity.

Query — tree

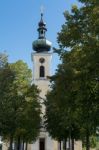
[45,0,99,150]
[0,58,41,150]
[45,52,81,150]
[57,1,99,150]
[0,52,15,149]
[15,84,41,150]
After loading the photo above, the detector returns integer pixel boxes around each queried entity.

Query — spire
[38,12,47,39]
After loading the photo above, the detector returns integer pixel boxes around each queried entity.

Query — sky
[0,0,80,74]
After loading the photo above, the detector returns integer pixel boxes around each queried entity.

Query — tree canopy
[0,53,41,149]
[45,0,99,150]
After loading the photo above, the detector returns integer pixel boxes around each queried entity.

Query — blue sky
[0,0,80,74]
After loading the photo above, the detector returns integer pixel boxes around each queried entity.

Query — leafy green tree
[0,58,41,150]
[45,0,99,150]
[57,0,99,150]
[0,52,15,149]
[45,53,81,150]
[15,84,41,150]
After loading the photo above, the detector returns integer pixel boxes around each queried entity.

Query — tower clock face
[39,57,45,63]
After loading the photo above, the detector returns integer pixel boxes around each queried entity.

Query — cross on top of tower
[40,5,45,23]
[40,5,44,16]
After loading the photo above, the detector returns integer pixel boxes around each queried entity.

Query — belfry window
[40,66,45,77]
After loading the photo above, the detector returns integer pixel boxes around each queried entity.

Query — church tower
[31,13,58,150]
[32,13,52,99]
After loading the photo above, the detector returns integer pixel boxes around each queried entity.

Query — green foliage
[45,0,99,150]
[0,52,8,68]
[90,136,97,148]
[15,84,41,142]
[0,56,41,144]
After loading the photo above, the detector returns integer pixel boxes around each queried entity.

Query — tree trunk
[17,136,21,150]
[64,139,67,150]
[25,142,28,150]
[69,138,71,150]
[63,139,67,150]
[9,136,13,150]
[22,140,25,150]
[69,128,71,150]
[59,141,61,150]
[71,138,74,150]
[86,131,90,150]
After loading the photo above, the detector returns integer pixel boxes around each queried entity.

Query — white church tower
[31,13,58,150]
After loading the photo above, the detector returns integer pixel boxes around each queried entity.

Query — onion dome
[32,13,52,52]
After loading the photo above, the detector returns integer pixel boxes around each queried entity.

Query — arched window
[40,66,45,77]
